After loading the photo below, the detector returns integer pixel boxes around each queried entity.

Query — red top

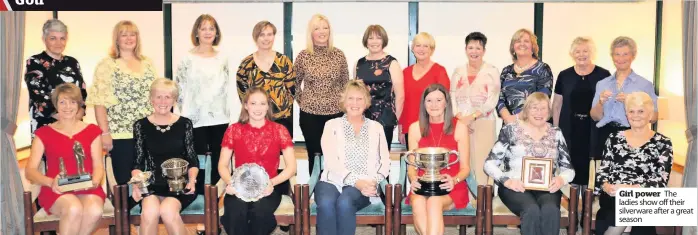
[406,118,469,209]
[399,63,450,134]
[467,75,477,85]
[35,124,106,215]
[221,120,294,178]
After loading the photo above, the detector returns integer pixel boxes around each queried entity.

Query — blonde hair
[191,14,221,46]
[610,36,638,57]
[520,92,551,122]
[624,92,655,113]
[569,36,597,61]
[509,28,539,62]
[305,14,334,54]
[412,32,436,52]
[338,80,372,113]
[51,83,84,108]
[238,87,274,124]
[252,21,277,42]
[109,20,144,60]
[150,78,180,101]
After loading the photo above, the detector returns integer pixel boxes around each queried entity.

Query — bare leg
[76,194,105,235]
[139,195,161,235]
[49,194,83,235]
[604,226,627,235]
[410,195,428,235]
[160,197,186,235]
[426,195,454,235]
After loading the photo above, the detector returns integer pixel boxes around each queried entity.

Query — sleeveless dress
[405,118,469,209]
[35,124,106,215]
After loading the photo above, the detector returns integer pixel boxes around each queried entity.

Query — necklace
[429,126,444,147]
[514,60,536,76]
[155,124,172,133]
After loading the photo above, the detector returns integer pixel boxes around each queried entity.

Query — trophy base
[414,180,449,196]
[57,178,94,192]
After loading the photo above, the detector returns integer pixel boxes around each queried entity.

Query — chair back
[587,159,602,189]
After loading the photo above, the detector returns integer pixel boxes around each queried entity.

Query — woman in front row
[594,92,673,235]
[484,92,575,235]
[131,78,199,235]
[406,84,470,235]
[316,80,391,235]
[26,83,105,235]
[218,87,297,235]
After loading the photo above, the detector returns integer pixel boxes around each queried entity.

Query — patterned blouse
[355,55,397,127]
[484,121,575,184]
[24,51,87,135]
[497,61,553,116]
[86,57,156,139]
[340,115,374,186]
[294,46,350,115]
[175,52,237,128]
[236,52,296,120]
[594,132,673,195]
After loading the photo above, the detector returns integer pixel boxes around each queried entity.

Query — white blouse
[175,51,240,128]
[450,62,501,120]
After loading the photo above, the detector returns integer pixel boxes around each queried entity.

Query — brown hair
[238,87,274,124]
[252,21,277,42]
[338,80,372,113]
[418,84,454,137]
[509,28,539,62]
[362,25,388,49]
[109,21,144,60]
[51,83,84,108]
[191,14,221,46]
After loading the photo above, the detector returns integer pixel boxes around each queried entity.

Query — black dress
[133,116,199,210]
[355,55,397,145]
[554,66,610,186]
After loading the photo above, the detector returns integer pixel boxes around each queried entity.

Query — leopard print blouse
[294,45,349,115]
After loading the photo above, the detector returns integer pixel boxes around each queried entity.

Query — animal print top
[294,45,349,115]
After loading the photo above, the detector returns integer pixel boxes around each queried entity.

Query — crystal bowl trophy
[161,158,190,195]
[57,141,94,192]
[127,171,154,197]
[404,147,460,196]
[231,163,270,202]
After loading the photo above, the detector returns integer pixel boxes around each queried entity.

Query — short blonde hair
[51,83,84,108]
[109,21,144,60]
[520,92,551,122]
[624,92,655,113]
[509,28,539,62]
[338,80,372,113]
[412,32,435,52]
[569,37,597,61]
[306,14,333,54]
[150,78,179,101]
[362,25,388,49]
[191,14,221,46]
[610,36,638,57]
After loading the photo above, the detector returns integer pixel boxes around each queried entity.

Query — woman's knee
[140,197,161,222]
[63,202,84,218]
[159,199,183,224]
[81,201,104,219]
[540,203,560,217]
[520,203,542,218]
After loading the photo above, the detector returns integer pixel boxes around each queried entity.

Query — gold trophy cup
[57,141,94,192]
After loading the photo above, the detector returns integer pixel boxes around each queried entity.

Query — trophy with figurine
[57,141,94,192]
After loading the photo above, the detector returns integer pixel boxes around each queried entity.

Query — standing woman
[450,32,500,186]
[399,32,450,145]
[175,14,237,192]
[25,19,87,136]
[86,20,157,187]
[354,24,405,148]
[497,28,553,125]
[294,14,349,176]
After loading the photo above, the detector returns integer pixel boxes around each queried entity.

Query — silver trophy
[404,147,460,196]
[127,171,154,197]
[57,141,94,192]
[231,163,270,202]
[161,158,190,195]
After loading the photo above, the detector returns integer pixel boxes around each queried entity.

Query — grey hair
[42,19,68,39]
[610,36,637,57]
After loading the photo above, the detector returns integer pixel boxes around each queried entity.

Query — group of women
[23,12,673,235]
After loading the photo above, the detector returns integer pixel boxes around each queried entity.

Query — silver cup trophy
[127,171,154,197]
[57,141,94,192]
[230,163,270,202]
[404,147,460,196]
[161,158,190,195]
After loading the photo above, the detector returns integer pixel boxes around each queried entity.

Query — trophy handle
[446,150,460,167]
[403,151,420,168]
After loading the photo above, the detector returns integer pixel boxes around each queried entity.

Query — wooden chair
[301,153,393,235]
[23,154,122,235]
[211,155,302,235]
[392,153,484,235]
[122,154,217,235]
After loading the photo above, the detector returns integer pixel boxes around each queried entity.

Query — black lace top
[133,116,199,188]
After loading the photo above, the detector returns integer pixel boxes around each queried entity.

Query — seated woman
[406,83,470,235]
[131,78,199,235]
[484,92,575,235]
[218,87,297,235]
[594,92,673,235]
[316,80,391,235]
[26,83,105,235]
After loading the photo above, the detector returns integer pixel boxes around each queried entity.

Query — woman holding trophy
[405,83,471,235]
[26,83,105,235]
[217,87,297,235]
[130,78,199,235]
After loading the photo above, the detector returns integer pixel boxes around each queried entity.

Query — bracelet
[101,131,110,136]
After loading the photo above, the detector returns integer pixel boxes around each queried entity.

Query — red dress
[35,124,106,215]
[405,118,469,209]
[221,120,294,178]
[399,63,450,134]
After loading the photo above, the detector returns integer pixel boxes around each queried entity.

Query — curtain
[0,12,26,235]
[683,1,697,235]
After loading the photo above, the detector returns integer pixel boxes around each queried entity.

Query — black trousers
[193,124,228,194]
[111,139,136,185]
[498,185,562,235]
[596,122,630,158]
[299,110,342,176]
[383,125,395,150]
[595,192,657,235]
[221,190,282,235]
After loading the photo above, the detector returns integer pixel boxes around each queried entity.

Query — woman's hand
[439,174,455,192]
[409,177,421,193]
[360,184,378,197]
[398,125,406,145]
[503,179,525,193]
[101,134,113,152]
[355,179,376,192]
[503,113,517,124]
[132,186,142,201]
[225,181,236,196]
[51,177,62,194]
[616,92,626,102]
[262,183,274,197]
[185,180,196,195]
[547,176,565,193]
[602,182,617,196]
[599,90,612,105]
